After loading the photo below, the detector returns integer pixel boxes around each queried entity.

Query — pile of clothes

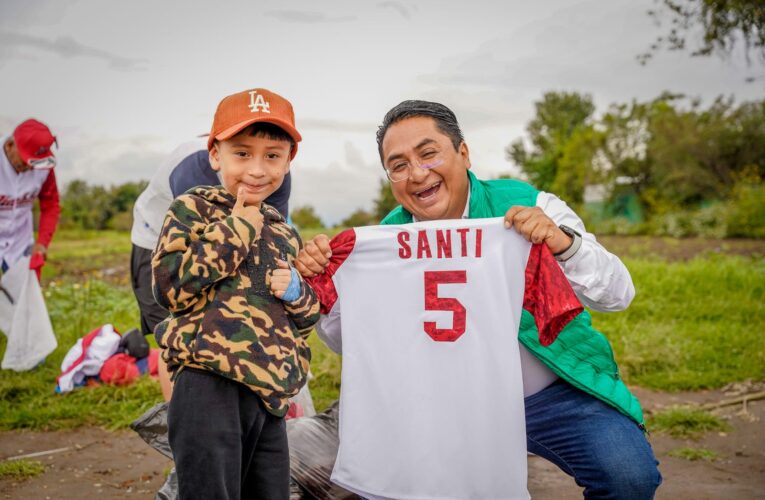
[55,324,158,393]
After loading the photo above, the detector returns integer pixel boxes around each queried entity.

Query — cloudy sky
[1,0,761,224]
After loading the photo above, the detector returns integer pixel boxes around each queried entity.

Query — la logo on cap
[248,90,270,113]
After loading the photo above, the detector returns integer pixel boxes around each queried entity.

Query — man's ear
[459,141,471,170]
[209,145,221,171]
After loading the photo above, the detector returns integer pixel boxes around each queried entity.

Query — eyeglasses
[27,157,56,170]
[385,158,444,183]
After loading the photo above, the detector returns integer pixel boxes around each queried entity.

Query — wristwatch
[553,225,582,262]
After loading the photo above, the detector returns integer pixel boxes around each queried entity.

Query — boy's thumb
[235,187,246,207]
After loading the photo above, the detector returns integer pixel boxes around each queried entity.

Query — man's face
[3,140,32,173]
[209,131,291,206]
[381,116,471,221]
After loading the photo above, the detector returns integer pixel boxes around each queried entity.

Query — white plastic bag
[0,256,57,371]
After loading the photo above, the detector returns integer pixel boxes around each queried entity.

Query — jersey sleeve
[523,243,584,346]
[36,169,61,249]
[305,228,356,314]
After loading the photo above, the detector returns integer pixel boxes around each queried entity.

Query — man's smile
[414,181,442,201]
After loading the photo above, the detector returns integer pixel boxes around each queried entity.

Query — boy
[152,88,320,500]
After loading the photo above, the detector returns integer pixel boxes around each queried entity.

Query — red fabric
[523,244,583,346]
[100,353,140,385]
[285,401,304,420]
[148,348,160,376]
[29,252,45,280]
[305,229,356,314]
[36,169,60,249]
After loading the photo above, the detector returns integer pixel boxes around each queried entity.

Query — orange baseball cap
[207,88,302,159]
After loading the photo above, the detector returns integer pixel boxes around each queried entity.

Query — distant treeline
[59,180,148,231]
[507,92,765,238]
[57,92,764,238]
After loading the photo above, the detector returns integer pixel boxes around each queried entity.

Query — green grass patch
[0,279,161,431]
[307,335,342,412]
[647,407,730,439]
[667,447,719,461]
[2,233,763,429]
[593,255,765,390]
[0,459,45,480]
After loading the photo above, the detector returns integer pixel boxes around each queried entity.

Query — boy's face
[209,131,291,206]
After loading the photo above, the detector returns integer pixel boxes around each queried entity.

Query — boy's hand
[269,259,293,299]
[232,187,264,233]
[295,234,332,278]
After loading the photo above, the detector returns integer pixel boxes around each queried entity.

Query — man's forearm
[536,191,635,312]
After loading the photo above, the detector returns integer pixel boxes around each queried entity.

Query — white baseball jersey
[0,135,55,267]
[308,217,582,500]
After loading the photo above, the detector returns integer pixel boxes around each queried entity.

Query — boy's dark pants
[168,368,289,500]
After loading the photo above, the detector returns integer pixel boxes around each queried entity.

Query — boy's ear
[209,145,221,171]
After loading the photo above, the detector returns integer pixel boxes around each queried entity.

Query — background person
[1,119,60,279]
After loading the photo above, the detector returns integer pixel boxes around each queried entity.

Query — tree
[374,179,398,221]
[291,205,324,229]
[507,91,596,197]
[598,94,765,215]
[640,0,765,66]
[340,209,376,228]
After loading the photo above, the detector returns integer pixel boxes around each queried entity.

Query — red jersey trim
[305,229,357,314]
[523,244,583,346]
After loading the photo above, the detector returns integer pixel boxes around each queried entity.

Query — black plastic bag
[287,401,359,500]
[119,328,150,359]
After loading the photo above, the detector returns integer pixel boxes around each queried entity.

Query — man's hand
[269,260,293,299]
[504,206,572,254]
[31,243,47,256]
[231,187,264,234]
[295,234,332,278]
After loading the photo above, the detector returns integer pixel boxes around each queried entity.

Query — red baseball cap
[208,88,302,159]
[13,119,57,169]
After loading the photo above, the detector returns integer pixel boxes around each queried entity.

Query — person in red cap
[1,119,61,279]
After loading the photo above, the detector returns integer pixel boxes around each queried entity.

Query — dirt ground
[1,386,763,499]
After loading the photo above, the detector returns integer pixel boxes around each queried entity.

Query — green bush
[724,175,765,238]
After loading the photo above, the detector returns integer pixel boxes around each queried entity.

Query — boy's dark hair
[215,122,295,153]
[376,100,464,163]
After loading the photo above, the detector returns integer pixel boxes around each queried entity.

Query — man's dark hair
[376,100,464,163]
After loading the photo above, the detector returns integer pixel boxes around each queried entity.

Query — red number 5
[424,270,467,342]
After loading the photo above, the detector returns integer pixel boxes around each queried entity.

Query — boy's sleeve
[282,272,321,337]
[152,194,258,313]
[281,228,320,335]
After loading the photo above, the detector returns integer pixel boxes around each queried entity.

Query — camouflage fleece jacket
[152,186,320,417]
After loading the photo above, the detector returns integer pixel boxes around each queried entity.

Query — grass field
[0,230,762,430]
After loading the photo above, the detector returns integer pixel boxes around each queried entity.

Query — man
[130,137,291,399]
[1,119,60,279]
[296,100,661,499]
